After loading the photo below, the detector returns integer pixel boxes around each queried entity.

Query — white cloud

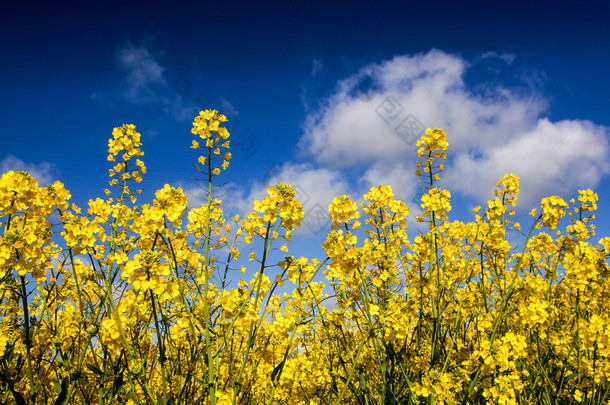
[299,49,610,211]
[299,50,544,167]
[0,155,59,186]
[446,118,610,207]
[299,93,418,168]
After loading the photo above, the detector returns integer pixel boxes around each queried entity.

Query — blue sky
[2,0,610,266]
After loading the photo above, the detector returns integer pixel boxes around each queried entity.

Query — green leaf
[85,362,105,376]
[270,358,285,383]
[54,377,70,405]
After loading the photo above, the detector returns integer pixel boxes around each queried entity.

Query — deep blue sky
[2,0,610,264]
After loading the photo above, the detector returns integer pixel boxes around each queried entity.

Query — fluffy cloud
[299,49,610,210]
[447,118,610,207]
[0,155,59,186]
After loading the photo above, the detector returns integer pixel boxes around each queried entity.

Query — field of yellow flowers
[1,110,609,404]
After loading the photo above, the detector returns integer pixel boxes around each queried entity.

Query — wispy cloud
[480,51,516,65]
[117,44,167,104]
[311,58,324,76]
[92,43,223,121]
[0,155,59,186]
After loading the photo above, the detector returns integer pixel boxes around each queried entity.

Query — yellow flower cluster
[106,124,146,200]
[421,187,451,222]
[0,171,67,282]
[329,195,361,230]
[245,182,304,241]
[540,195,569,230]
[416,127,449,157]
[191,109,231,176]
[1,115,610,405]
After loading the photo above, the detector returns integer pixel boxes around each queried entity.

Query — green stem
[19,275,36,402]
